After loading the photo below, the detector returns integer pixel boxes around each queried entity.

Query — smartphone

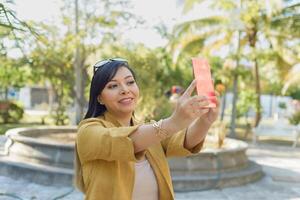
[192,58,216,108]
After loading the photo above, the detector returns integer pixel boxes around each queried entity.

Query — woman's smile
[118,97,134,105]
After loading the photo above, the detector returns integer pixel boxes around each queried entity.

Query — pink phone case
[192,58,216,108]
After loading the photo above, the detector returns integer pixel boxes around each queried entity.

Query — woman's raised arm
[129,79,210,153]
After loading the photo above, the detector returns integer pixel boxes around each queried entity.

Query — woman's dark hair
[83,60,136,119]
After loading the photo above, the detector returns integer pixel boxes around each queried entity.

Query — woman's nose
[120,84,130,94]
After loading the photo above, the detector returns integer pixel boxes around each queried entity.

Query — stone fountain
[0,126,263,190]
[169,136,263,191]
[0,127,75,186]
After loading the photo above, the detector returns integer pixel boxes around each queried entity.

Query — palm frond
[171,28,224,65]
[173,16,226,38]
[172,34,205,65]
[201,31,235,55]
[282,2,300,12]
[183,0,206,14]
[266,30,297,39]
[211,0,238,11]
[270,12,300,37]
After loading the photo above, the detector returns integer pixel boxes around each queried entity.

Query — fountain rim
[5,126,77,148]
[193,137,249,155]
[4,127,249,153]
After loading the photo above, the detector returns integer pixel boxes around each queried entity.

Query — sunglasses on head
[93,58,128,74]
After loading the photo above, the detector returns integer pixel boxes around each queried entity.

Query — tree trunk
[254,57,261,127]
[248,25,261,127]
[4,87,8,100]
[220,91,227,121]
[74,0,84,124]
[229,73,239,137]
[229,30,242,138]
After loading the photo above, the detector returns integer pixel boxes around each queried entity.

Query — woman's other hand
[168,79,211,130]
[182,91,220,150]
[199,91,220,125]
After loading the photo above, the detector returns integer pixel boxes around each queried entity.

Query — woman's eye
[108,84,118,89]
[127,80,135,85]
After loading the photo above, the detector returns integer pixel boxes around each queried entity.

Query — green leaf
[183,0,206,14]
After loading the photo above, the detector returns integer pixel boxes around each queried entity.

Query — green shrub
[236,90,256,119]
[152,96,173,121]
[289,110,300,125]
[0,101,24,123]
[278,102,287,109]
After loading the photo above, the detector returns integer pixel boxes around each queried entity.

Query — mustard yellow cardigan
[76,112,204,200]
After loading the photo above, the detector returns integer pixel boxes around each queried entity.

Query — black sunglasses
[93,58,128,74]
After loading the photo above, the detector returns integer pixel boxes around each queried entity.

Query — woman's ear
[97,95,104,105]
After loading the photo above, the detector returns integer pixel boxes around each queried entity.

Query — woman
[74,58,219,200]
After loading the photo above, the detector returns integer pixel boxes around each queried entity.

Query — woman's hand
[167,79,211,130]
[197,91,220,125]
[183,92,220,150]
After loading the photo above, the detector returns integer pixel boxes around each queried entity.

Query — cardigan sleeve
[160,129,204,157]
[77,121,145,163]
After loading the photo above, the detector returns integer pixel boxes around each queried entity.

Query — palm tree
[170,0,300,133]
[242,0,300,126]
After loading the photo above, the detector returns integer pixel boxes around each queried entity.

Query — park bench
[252,121,300,148]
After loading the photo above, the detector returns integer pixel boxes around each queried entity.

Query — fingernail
[207,91,215,96]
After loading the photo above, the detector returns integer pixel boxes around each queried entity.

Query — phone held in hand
[192,58,216,108]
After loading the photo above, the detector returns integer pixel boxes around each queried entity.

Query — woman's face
[98,66,139,116]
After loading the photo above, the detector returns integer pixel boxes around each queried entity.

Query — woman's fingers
[181,79,196,98]
[212,90,220,108]
[191,107,210,118]
[187,95,209,108]
[183,95,210,117]
[191,100,210,109]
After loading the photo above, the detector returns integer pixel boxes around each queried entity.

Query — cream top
[132,158,159,200]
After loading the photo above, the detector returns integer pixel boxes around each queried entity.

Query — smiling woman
[98,66,139,124]
[83,59,139,124]
[74,58,220,200]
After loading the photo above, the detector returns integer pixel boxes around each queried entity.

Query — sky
[13,0,213,48]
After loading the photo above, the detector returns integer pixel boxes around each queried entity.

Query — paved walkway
[0,141,299,200]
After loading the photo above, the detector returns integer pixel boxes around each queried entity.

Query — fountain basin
[169,137,263,191]
[0,126,76,186]
[0,127,263,189]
